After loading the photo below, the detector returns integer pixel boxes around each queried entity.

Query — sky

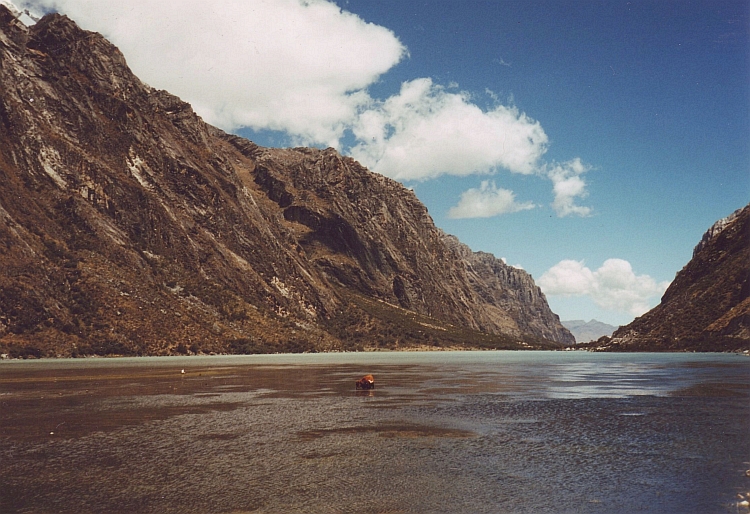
[12,0,750,327]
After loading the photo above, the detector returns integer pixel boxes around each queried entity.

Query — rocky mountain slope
[562,319,616,344]
[0,8,573,357]
[593,204,750,352]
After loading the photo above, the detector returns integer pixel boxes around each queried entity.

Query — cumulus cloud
[349,78,549,180]
[546,158,592,217]
[21,0,592,215]
[538,259,670,317]
[447,180,535,219]
[21,0,406,147]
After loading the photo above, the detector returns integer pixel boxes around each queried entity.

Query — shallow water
[1,351,748,513]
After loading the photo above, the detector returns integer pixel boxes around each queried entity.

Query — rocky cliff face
[596,204,750,352]
[441,234,573,344]
[0,8,572,356]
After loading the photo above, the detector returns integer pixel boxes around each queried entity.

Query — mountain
[592,204,750,352]
[562,320,617,344]
[0,9,573,357]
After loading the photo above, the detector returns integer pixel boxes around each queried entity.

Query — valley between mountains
[1,7,747,357]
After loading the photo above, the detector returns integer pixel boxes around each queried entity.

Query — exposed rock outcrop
[0,8,572,356]
[442,235,574,344]
[595,204,750,352]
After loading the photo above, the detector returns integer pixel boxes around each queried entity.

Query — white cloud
[349,78,549,180]
[447,180,534,219]
[546,158,592,217]
[22,0,593,213]
[538,260,596,296]
[21,0,406,147]
[501,258,524,270]
[538,259,670,317]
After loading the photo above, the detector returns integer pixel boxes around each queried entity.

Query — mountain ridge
[589,204,750,352]
[0,8,573,357]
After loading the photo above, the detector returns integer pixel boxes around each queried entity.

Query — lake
[1,351,749,513]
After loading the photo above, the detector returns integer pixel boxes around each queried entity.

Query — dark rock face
[0,9,572,356]
[598,204,750,352]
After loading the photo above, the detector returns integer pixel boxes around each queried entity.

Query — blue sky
[16,0,750,326]
[324,0,749,326]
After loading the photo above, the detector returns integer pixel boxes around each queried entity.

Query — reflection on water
[0,351,749,513]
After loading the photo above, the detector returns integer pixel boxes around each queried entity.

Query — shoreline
[1,346,749,361]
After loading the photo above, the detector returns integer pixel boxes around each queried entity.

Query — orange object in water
[355,374,375,390]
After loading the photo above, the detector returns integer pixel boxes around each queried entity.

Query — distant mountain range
[561,320,617,344]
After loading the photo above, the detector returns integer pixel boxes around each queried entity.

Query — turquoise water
[1,351,749,513]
